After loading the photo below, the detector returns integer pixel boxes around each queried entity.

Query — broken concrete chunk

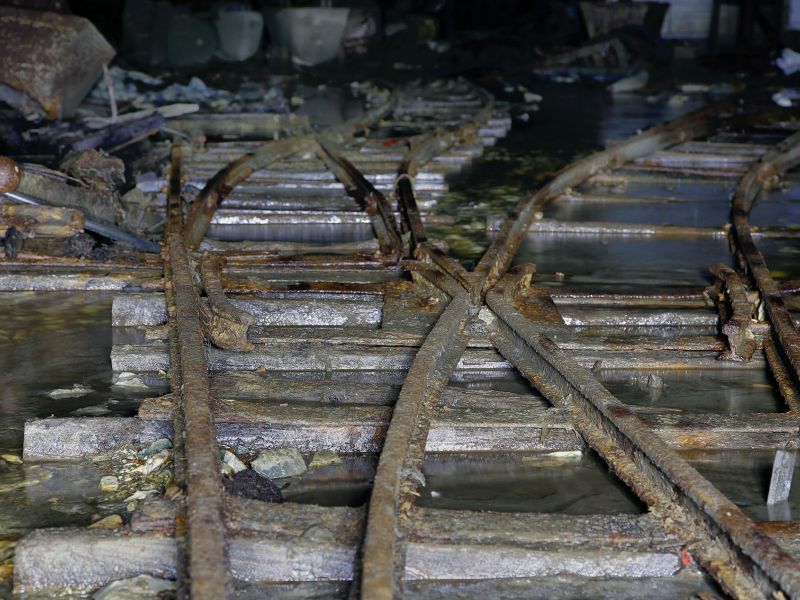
[251,448,307,479]
[0,8,115,120]
[93,574,176,600]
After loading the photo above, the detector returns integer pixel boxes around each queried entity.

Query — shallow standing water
[2,81,799,596]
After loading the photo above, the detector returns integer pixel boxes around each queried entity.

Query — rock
[523,92,542,104]
[60,233,97,259]
[89,514,123,529]
[221,449,246,474]
[99,476,119,492]
[223,469,282,502]
[61,150,125,192]
[1,454,21,465]
[0,7,115,120]
[251,448,306,479]
[47,384,93,399]
[608,70,649,94]
[137,438,172,459]
[308,450,342,470]
[3,226,22,259]
[93,574,176,599]
[113,372,151,391]
[138,450,170,476]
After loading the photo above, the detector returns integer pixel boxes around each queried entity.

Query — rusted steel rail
[474,99,736,298]
[164,146,229,599]
[11,83,800,600]
[182,92,397,250]
[730,130,800,390]
[360,99,800,599]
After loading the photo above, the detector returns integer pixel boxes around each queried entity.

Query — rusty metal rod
[164,146,230,599]
[474,99,736,298]
[485,273,800,599]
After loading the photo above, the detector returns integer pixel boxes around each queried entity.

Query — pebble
[139,450,170,476]
[137,438,172,459]
[308,450,342,470]
[523,91,542,104]
[0,454,21,465]
[251,448,307,479]
[89,514,123,529]
[221,449,247,474]
[93,574,176,599]
[100,476,119,492]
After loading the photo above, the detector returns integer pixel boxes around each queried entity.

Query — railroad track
[7,83,800,599]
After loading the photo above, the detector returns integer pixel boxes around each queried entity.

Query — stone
[0,454,21,465]
[47,384,93,399]
[308,450,342,470]
[138,450,170,476]
[221,449,246,474]
[137,438,172,459]
[93,574,176,599]
[251,448,307,479]
[99,476,119,492]
[89,514,123,529]
[223,469,282,502]
[0,8,115,120]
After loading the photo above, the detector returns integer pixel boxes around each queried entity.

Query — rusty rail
[164,146,229,599]
[474,99,736,298]
[730,130,800,387]
[359,98,800,599]
[485,273,800,599]
[182,92,396,250]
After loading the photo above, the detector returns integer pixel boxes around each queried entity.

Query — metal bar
[164,146,229,599]
[361,289,473,600]
[182,91,396,250]
[314,138,403,258]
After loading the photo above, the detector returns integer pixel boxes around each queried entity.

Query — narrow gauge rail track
[8,84,800,599]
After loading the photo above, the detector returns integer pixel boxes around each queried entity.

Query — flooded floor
[3,80,800,596]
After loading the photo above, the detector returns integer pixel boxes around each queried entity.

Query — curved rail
[359,98,800,599]
[730,130,800,392]
[183,90,397,250]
